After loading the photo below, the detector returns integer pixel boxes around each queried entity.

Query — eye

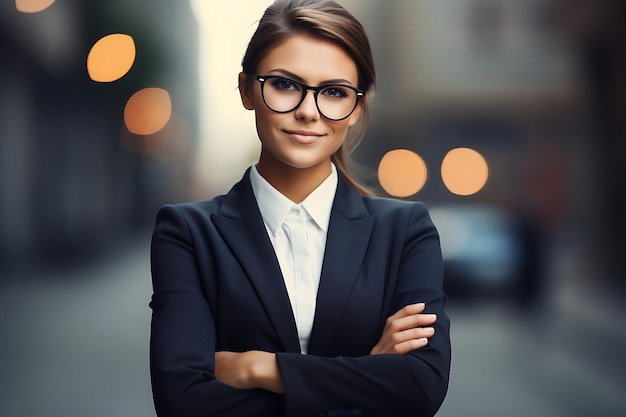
[270,77,301,91]
[321,86,350,99]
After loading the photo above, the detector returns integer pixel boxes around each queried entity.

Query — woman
[149,1,451,416]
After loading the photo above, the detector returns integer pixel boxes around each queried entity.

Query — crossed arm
[215,302,437,394]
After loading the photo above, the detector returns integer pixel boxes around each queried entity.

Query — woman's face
[239,34,362,174]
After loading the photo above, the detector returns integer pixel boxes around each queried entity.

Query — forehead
[256,34,358,85]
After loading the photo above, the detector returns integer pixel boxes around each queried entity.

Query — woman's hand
[370,303,437,355]
[215,350,285,394]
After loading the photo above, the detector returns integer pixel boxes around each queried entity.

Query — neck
[257,155,332,204]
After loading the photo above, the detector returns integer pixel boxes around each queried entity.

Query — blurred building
[342,0,625,299]
[0,1,199,273]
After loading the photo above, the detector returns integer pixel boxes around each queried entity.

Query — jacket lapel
[211,169,301,353]
[308,176,376,354]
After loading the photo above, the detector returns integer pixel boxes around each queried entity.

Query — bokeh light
[441,148,489,196]
[378,149,428,197]
[121,113,191,161]
[87,34,136,83]
[15,0,55,13]
[124,88,172,136]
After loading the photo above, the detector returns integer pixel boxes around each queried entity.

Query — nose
[294,90,320,121]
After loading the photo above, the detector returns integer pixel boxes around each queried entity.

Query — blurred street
[0,237,155,417]
[1,235,624,417]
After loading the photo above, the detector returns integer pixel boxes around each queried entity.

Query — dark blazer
[149,169,451,417]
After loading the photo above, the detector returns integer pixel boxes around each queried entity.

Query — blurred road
[1,237,624,417]
[0,237,155,417]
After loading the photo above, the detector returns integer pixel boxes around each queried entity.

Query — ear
[238,72,255,110]
[347,92,366,127]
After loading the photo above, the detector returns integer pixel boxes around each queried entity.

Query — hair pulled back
[241,0,376,194]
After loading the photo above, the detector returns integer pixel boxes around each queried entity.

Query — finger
[414,313,437,326]
[386,313,437,333]
[386,303,438,325]
[374,327,434,355]
[389,303,426,320]
[390,337,429,355]
[389,327,435,346]
[384,304,425,329]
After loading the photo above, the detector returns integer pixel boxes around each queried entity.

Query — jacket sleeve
[149,205,283,417]
[276,202,451,417]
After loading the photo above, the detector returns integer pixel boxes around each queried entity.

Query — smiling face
[239,33,362,185]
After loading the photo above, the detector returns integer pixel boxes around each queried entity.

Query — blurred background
[1,0,624,416]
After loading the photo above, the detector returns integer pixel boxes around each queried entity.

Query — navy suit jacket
[149,169,451,417]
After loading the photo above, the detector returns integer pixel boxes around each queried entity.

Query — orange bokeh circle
[87,34,136,83]
[441,148,488,196]
[16,0,55,13]
[124,88,172,135]
[378,149,428,197]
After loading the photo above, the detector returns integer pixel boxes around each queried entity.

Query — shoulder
[157,197,225,217]
[154,168,254,226]
[153,195,229,232]
[361,195,439,239]
[362,195,430,220]
[361,194,424,212]
[333,175,437,233]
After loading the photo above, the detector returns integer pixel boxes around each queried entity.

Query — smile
[284,130,325,144]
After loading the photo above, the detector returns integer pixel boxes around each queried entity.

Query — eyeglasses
[252,75,364,121]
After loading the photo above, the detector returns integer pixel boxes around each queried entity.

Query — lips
[284,129,324,144]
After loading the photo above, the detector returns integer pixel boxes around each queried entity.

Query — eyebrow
[267,68,355,86]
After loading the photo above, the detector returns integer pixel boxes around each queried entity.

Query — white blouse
[249,163,337,353]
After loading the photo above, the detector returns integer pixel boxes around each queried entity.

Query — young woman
[149,1,451,416]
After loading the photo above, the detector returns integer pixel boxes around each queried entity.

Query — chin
[281,156,329,170]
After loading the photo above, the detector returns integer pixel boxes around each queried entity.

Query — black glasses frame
[253,74,365,121]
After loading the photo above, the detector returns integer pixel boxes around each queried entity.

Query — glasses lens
[317,85,358,120]
[262,77,304,113]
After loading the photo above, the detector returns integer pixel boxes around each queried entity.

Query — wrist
[250,351,284,394]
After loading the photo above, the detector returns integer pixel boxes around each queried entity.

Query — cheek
[254,107,281,140]
[333,121,352,141]
[347,102,364,127]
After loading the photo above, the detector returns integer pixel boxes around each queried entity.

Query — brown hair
[241,0,376,195]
